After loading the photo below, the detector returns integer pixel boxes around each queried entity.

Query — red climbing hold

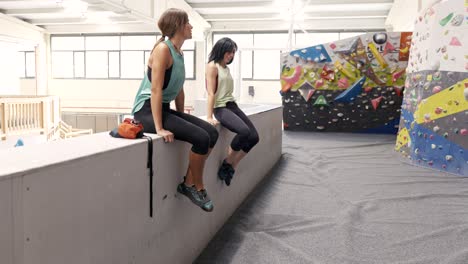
[371,96,383,110]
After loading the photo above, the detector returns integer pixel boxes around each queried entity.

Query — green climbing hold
[313,95,329,107]
[439,13,453,26]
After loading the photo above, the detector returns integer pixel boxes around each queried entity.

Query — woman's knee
[237,126,251,140]
[191,132,211,155]
[250,132,260,146]
[207,126,219,148]
[242,132,259,153]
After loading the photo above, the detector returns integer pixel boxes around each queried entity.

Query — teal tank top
[131,40,185,114]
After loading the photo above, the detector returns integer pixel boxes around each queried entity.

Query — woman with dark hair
[131,8,218,212]
[206,37,259,186]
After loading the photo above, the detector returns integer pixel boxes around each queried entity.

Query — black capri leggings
[214,101,259,153]
[134,99,218,155]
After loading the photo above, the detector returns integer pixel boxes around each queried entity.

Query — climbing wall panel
[281,32,411,133]
[395,0,467,176]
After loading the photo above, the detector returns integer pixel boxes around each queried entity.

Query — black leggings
[214,102,259,153]
[134,100,218,155]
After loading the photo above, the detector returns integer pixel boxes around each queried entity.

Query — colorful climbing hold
[449,37,461,46]
[14,139,24,147]
[371,96,383,110]
[313,95,329,107]
[439,13,454,26]
[435,107,443,114]
[432,86,441,93]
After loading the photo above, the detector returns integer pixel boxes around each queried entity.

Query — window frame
[50,33,196,80]
[212,30,381,81]
[18,51,36,79]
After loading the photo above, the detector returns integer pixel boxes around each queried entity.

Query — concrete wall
[61,112,120,133]
[0,105,282,264]
[0,177,13,264]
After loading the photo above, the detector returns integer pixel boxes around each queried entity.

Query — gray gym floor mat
[195,131,468,264]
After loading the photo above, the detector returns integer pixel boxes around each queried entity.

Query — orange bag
[110,118,144,139]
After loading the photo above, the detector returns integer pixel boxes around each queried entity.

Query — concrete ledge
[0,105,282,264]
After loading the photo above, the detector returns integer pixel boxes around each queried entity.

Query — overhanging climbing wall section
[281,32,411,133]
[395,0,467,176]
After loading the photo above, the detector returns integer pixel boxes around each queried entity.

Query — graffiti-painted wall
[281,32,411,133]
[395,0,467,176]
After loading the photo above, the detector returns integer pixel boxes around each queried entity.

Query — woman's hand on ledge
[206,118,219,126]
[157,129,174,143]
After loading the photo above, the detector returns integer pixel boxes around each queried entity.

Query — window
[121,35,156,50]
[253,33,288,80]
[74,52,85,78]
[17,52,25,78]
[51,36,84,78]
[213,33,254,79]
[50,34,197,80]
[108,52,120,78]
[51,36,84,50]
[18,51,36,78]
[295,32,340,48]
[86,36,120,51]
[182,40,195,79]
[339,32,366,40]
[52,51,74,78]
[182,39,195,79]
[184,50,195,79]
[25,52,35,77]
[121,51,144,78]
[85,51,108,78]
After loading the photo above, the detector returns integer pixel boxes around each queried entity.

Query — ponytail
[151,35,166,54]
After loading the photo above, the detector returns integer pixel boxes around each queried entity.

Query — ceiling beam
[29,16,137,26]
[44,22,156,34]
[168,0,210,28]
[189,0,393,9]
[81,0,156,24]
[294,0,393,3]
[210,17,387,31]
[203,9,389,21]
[189,1,272,9]
[2,7,107,16]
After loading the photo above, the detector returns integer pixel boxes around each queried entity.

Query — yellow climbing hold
[414,78,468,124]
[396,127,410,151]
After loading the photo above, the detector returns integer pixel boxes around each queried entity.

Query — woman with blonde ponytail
[131,8,218,212]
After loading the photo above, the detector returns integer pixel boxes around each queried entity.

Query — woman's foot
[177,183,214,212]
[218,160,235,186]
[198,189,214,211]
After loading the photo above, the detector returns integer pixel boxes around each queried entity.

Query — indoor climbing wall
[395,0,467,176]
[281,32,411,133]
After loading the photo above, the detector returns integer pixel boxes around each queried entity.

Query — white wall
[385,0,442,31]
[19,80,37,95]
[0,42,21,95]
[48,79,199,112]
[0,14,47,96]
[240,80,282,105]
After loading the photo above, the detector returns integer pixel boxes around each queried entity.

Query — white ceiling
[0,0,395,34]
